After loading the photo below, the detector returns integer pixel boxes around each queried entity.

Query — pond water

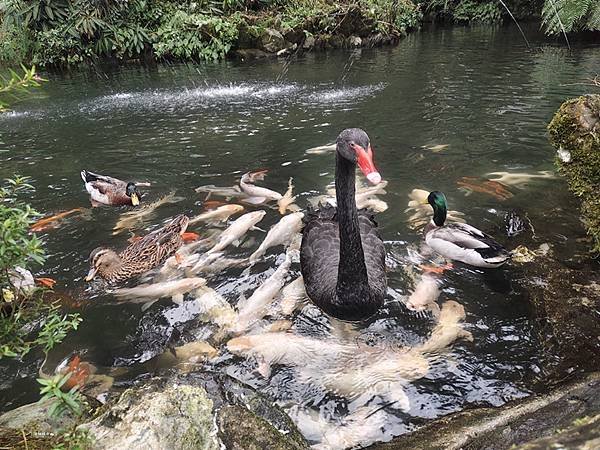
[1,23,599,448]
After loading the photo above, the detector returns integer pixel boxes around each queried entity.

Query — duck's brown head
[85,248,122,281]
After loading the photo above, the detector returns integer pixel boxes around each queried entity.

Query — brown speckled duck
[85,215,189,283]
[81,170,143,206]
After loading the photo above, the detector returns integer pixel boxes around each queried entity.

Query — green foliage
[362,0,422,34]
[453,0,502,23]
[0,176,82,358]
[155,10,240,61]
[0,176,45,266]
[0,0,424,65]
[422,0,541,23]
[0,65,44,111]
[548,95,600,253]
[0,24,33,62]
[51,428,94,450]
[37,373,86,418]
[542,0,600,34]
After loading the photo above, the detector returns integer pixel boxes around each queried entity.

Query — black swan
[300,128,387,321]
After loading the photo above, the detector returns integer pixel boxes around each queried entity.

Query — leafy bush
[542,0,600,34]
[0,66,43,111]
[0,176,82,358]
[362,0,422,34]
[453,0,502,23]
[0,0,425,65]
[38,373,86,418]
[154,10,240,61]
[422,0,543,23]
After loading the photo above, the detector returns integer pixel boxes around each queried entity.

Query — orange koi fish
[30,208,83,232]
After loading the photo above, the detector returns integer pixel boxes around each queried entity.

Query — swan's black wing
[300,205,339,310]
[358,210,387,301]
[300,205,387,320]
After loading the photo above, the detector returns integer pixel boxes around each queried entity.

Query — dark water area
[1,23,599,447]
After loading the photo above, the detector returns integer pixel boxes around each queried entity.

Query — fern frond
[587,1,600,31]
[542,0,598,34]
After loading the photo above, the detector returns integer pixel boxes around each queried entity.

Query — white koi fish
[249,212,304,263]
[207,210,266,254]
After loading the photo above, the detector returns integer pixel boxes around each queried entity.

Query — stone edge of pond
[0,373,310,450]
[366,371,600,450]
[548,94,600,254]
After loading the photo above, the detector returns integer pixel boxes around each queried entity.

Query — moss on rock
[548,94,600,253]
[79,382,219,450]
[217,405,309,450]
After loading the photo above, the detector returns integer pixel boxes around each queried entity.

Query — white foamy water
[0,110,34,120]
[79,83,303,113]
[307,83,386,104]
[78,82,386,114]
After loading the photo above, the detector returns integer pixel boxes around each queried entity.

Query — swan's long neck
[335,152,370,300]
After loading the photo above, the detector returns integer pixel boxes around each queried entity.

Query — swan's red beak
[356,145,381,184]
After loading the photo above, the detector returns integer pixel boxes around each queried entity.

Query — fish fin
[237,293,247,310]
[459,329,474,342]
[251,226,266,232]
[383,383,411,412]
[141,299,158,312]
[172,293,184,305]
[257,358,272,378]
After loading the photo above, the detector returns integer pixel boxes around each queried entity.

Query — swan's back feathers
[300,205,386,320]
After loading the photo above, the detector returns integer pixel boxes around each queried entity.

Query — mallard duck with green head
[85,215,189,283]
[424,191,510,268]
[81,170,143,206]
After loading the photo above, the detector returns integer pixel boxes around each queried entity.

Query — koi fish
[181,232,200,242]
[113,192,184,235]
[456,177,514,201]
[249,212,304,263]
[189,204,244,226]
[239,170,283,204]
[113,277,206,311]
[235,251,293,333]
[485,170,556,188]
[30,208,83,232]
[207,211,266,254]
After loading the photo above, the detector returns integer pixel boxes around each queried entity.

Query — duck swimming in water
[424,191,510,268]
[81,170,142,206]
[300,128,387,321]
[85,215,189,283]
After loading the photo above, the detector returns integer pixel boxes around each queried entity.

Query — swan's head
[85,248,121,281]
[126,182,141,206]
[427,191,448,226]
[336,128,381,184]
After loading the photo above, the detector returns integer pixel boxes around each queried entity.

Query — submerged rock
[518,250,600,378]
[548,94,600,253]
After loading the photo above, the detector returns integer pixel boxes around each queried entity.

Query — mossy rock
[367,372,600,450]
[217,405,309,450]
[79,382,219,449]
[548,94,600,253]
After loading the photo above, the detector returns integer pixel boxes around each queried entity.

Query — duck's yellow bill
[130,193,140,206]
